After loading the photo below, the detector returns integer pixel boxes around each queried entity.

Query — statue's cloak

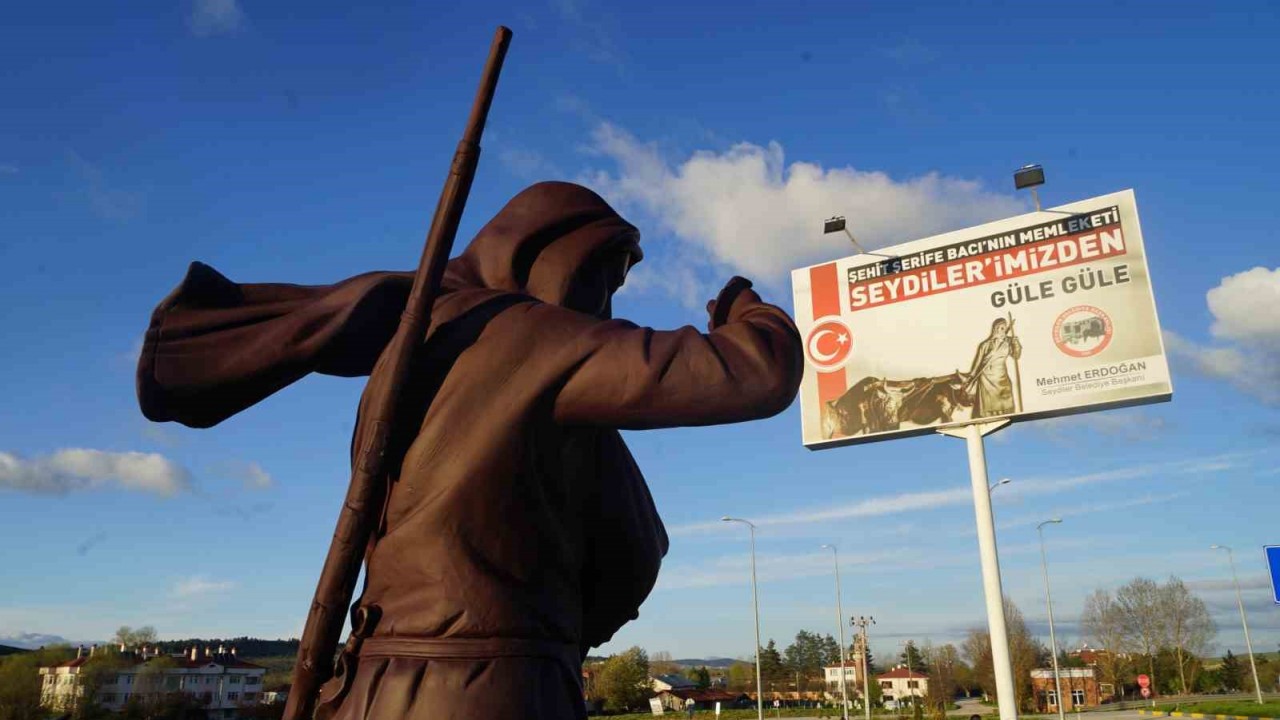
[138,182,802,719]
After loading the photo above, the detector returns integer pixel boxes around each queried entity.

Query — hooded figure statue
[137,181,804,719]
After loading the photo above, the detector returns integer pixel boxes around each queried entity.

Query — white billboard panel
[791,190,1171,449]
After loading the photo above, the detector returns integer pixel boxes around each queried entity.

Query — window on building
[229,675,241,684]
[228,692,239,701]
[246,675,261,685]
[1072,690,1085,706]
[908,681,919,689]
[1046,690,1058,707]
[881,681,892,689]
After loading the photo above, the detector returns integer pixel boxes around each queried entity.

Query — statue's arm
[551,289,804,429]
[137,262,411,428]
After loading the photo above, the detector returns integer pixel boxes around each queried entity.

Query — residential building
[39,644,266,719]
[1030,668,1101,713]
[652,674,697,693]
[653,688,747,712]
[878,666,928,706]
[823,662,862,694]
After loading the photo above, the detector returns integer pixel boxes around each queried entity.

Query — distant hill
[0,644,30,657]
[675,658,739,669]
[584,655,740,669]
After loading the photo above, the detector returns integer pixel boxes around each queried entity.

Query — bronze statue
[136,179,804,717]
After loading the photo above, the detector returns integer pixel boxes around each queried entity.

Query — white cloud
[581,122,1025,287]
[1207,267,1280,348]
[672,452,1242,537]
[0,164,17,175]
[65,149,143,222]
[0,449,191,496]
[658,550,894,590]
[996,491,1191,531]
[170,576,236,599]
[1165,266,1280,404]
[188,0,245,37]
[231,461,273,490]
[497,147,562,181]
[1023,408,1166,442]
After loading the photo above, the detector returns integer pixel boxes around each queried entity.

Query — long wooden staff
[1007,311,1023,413]
[283,26,512,720]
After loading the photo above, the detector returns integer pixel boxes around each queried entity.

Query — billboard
[791,189,1171,449]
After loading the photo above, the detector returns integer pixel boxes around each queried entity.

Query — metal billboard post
[938,419,1017,720]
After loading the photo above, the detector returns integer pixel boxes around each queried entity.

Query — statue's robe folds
[136,182,803,719]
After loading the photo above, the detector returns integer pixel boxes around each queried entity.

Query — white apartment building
[878,666,928,705]
[40,644,266,719]
[823,663,862,693]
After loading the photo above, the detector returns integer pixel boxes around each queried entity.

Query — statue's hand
[706,276,757,331]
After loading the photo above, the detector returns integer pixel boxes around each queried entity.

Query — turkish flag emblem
[805,317,853,371]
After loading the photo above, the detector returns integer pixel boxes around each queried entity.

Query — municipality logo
[1052,305,1113,357]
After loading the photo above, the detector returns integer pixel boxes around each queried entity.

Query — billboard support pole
[938,419,1016,720]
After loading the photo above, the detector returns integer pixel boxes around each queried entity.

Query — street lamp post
[1210,545,1264,704]
[1037,519,1066,720]
[823,544,851,720]
[725,517,765,720]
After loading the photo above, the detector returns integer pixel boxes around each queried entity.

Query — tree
[784,631,834,691]
[1113,578,1167,691]
[727,662,756,692]
[113,627,158,649]
[650,650,679,677]
[596,647,651,712]
[1162,577,1216,695]
[1219,651,1243,692]
[921,642,963,713]
[962,597,1046,713]
[0,646,75,720]
[759,640,786,689]
[900,641,927,672]
[1080,589,1132,699]
[692,666,711,690]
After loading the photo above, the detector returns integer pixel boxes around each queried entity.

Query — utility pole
[852,616,875,720]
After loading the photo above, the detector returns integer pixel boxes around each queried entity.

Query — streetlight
[851,616,875,720]
[1038,519,1066,720]
[1014,164,1046,212]
[990,478,1011,493]
[823,544,851,720]
[1210,545,1264,704]
[725,516,765,720]
[823,216,895,258]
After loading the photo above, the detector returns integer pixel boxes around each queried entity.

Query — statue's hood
[445,181,642,307]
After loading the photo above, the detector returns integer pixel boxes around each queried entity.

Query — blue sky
[3,0,1279,663]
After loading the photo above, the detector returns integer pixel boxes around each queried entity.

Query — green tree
[728,662,756,692]
[0,646,75,720]
[596,647,651,712]
[692,666,711,690]
[1219,651,1243,692]
[784,631,834,691]
[900,641,927,672]
[759,640,786,688]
